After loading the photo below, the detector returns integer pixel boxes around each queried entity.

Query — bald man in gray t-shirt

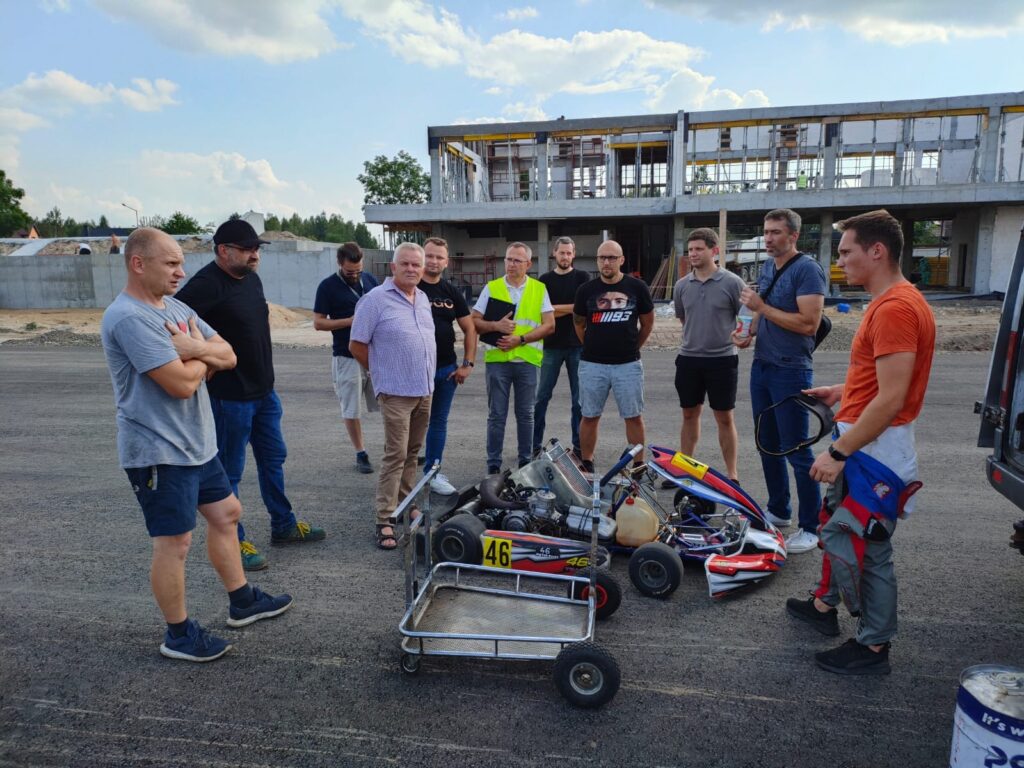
[670,228,746,482]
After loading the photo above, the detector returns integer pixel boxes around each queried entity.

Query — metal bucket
[950,665,1024,766]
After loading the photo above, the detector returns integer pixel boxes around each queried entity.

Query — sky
[1,0,1023,230]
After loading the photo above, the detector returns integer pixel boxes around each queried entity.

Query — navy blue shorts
[125,458,234,537]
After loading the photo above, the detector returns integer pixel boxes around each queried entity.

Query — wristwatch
[520,335,527,346]
[462,359,474,368]
[827,444,848,462]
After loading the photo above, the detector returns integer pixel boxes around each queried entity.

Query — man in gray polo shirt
[671,228,746,482]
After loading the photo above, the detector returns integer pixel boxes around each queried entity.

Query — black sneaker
[580,459,595,474]
[815,639,891,675]
[786,596,840,636]
[487,465,501,475]
[159,619,231,662]
[417,455,426,466]
[226,586,293,628]
[355,453,374,474]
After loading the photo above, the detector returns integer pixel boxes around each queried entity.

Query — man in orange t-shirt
[785,209,936,675]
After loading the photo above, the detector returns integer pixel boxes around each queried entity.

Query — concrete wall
[0,241,394,309]
[988,206,1024,293]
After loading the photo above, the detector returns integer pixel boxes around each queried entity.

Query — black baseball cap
[213,219,271,249]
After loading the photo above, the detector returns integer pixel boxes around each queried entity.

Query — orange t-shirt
[835,282,936,426]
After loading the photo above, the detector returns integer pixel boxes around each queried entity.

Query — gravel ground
[0,346,1021,767]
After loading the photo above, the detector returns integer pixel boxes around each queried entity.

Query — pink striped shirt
[350,277,436,396]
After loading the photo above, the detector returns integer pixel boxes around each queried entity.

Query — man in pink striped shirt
[350,243,436,550]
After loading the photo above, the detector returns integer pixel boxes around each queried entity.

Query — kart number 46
[482,537,512,568]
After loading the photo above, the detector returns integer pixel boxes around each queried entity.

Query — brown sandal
[375,524,397,550]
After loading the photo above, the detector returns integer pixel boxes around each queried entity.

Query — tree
[98,214,110,229]
[265,214,282,231]
[0,170,31,236]
[36,206,68,238]
[161,211,201,235]
[353,223,380,249]
[358,150,430,205]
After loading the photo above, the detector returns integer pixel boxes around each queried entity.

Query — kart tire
[673,488,715,519]
[400,653,421,675]
[433,513,486,564]
[567,569,622,620]
[553,642,620,709]
[628,541,683,598]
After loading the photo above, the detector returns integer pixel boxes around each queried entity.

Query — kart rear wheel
[553,642,620,708]
[567,569,622,620]
[628,541,683,598]
[433,513,485,564]
[673,488,715,520]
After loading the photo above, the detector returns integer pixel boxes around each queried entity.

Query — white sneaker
[765,510,792,528]
[786,529,820,554]
[429,473,457,495]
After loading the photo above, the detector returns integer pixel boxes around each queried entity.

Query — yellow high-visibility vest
[482,277,545,366]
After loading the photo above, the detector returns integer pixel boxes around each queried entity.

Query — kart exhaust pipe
[479,474,528,510]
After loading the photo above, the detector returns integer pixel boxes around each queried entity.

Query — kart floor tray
[401,584,590,659]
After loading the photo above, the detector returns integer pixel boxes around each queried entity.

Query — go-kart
[434,440,788,599]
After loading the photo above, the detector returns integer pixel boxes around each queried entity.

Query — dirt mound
[259,230,314,242]
[4,329,101,346]
[269,304,311,329]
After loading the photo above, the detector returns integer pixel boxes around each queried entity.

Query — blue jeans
[209,391,297,541]
[424,362,458,473]
[533,347,582,454]
[485,362,537,469]
[749,360,821,533]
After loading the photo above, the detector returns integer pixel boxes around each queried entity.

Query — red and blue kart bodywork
[644,446,788,598]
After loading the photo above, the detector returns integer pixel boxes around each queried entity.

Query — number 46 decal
[482,537,512,568]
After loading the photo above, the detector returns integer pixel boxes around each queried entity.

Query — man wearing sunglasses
[177,220,326,572]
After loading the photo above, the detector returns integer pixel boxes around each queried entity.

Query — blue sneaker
[159,619,231,662]
[227,585,293,628]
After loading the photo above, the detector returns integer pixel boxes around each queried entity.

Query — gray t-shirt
[753,255,826,370]
[101,293,218,468]
[673,268,745,357]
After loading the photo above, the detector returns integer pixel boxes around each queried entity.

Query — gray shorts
[332,355,365,419]
[578,359,644,419]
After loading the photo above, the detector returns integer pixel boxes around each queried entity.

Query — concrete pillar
[974,208,997,294]
[672,214,687,269]
[900,217,915,278]
[429,137,442,203]
[818,211,834,294]
[537,221,550,274]
[536,132,549,201]
[718,209,729,267]
[672,111,685,197]
[823,120,838,189]
[978,107,1002,184]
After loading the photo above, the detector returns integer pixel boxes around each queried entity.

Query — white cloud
[646,0,1024,44]
[3,70,180,114]
[140,150,287,190]
[38,0,70,12]
[94,0,344,63]
[498,6,538,21]
[117,78,180,111]
[0,107,49,132]
[644,69,770,111]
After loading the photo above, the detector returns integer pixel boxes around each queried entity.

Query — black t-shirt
[176,261,274,401]
[313,271,380,357]
[418,277,470,367]
[539,269,589,349]
[573,274,655,364]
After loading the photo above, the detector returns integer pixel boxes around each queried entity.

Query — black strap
[759,253,802,303]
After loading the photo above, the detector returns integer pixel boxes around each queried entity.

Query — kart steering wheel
[755,393,835,457]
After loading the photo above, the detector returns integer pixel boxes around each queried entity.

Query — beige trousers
[375,394,432,525]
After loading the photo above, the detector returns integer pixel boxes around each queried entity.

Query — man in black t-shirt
[177,220,326,572]
[418,237,477,494]
[533,237,589,457]
[313,243,380,475]
[573,239,655,469]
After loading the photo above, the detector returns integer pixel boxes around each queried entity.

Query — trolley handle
[598,443,643,488]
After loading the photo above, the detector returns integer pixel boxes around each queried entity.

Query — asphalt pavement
[1,345,1021,767]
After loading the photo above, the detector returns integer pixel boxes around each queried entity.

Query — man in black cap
[177,219,325,571]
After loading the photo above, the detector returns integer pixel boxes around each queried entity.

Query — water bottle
[736,304,753,338]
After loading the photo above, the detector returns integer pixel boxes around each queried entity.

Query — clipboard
[480,298,516,346]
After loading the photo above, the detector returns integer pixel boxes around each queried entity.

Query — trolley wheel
[433,513,486,564]
[567,569,622,620]
[673,488,715,520]
[628,541,683,598]
[399,653,421,675]
[553,642,620,709]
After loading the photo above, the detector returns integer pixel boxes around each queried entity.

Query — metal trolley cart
[391,466,621,708]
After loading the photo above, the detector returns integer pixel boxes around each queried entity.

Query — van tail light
[1001,331,1018,409]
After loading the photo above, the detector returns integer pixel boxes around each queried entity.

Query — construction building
[364,91,1024,296]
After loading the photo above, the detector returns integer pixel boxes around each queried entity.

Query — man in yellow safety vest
[471,242,555,474]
